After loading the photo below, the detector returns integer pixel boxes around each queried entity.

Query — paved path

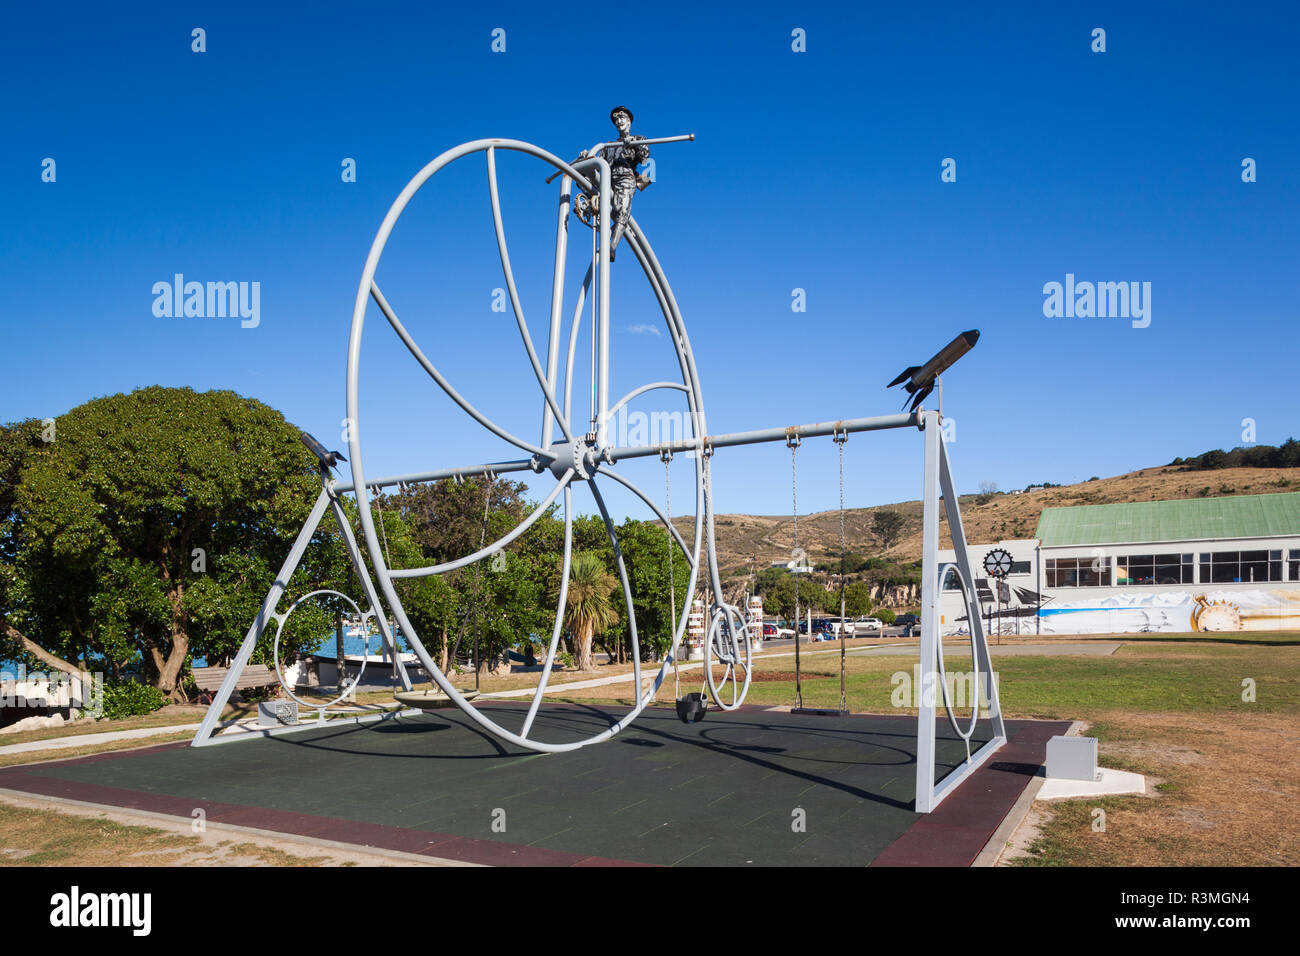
[0,722,204,756]
[0,642,1119,756]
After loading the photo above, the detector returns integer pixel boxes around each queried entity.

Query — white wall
[937,536,1300,635]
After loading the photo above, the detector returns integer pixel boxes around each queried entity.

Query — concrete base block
[1046,734,1097,780]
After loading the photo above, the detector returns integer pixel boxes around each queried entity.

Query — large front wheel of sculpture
[344,139,727,752]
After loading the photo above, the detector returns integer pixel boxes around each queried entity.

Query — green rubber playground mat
[14,704,1015,866]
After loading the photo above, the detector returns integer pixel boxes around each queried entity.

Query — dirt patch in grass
[0,796,443,867]
[717,670,835,683]
[1007,709,1299,866]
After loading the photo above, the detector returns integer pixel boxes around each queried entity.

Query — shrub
[875,608,897,625]
[239,685,278,704]
[100,680,168,720]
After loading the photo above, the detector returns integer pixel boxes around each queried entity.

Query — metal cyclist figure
[599,105,650,260]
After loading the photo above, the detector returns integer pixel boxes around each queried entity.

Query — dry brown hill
[680,465,1300,582]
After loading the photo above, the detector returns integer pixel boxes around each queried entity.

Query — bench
[191,665,278,704]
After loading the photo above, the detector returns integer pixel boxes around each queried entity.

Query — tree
[383,476,561,675]
[595,519,689,664]
[350,492,463,672]
[843,581,874,617]
[389,477,528,565]
[753,566,788,595]
[976,480,999,505]
[871,510,907,553]
[1,387,349,700]
[0,419,84,679]
[561,552,619,670]
[763,573,831,622]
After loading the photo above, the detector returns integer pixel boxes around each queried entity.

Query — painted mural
[946,586,1300,635]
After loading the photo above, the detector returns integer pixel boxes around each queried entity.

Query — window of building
[1113,553,1194,585]
[1010,560,1031,575]
[1117,554,1153,586]
[1291,550,1300,582]
[1199,550,1285,584]
[1046,556,1110,587]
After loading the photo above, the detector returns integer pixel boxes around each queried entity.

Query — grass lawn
[0,798,410,866]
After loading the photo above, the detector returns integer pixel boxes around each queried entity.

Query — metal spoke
[521,484,573,738]
[388,470,572,578]
[370,281,549,458]
[541,173,572,448]
[594,465,693,564]
[608,381,690,419]
[620,225,697,408]
[588,477,642,694]
[563,262,593,424]
[486,146,574,444]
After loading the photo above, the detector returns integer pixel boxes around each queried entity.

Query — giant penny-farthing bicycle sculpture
[346,136,749,752]
[194,134,1005,813]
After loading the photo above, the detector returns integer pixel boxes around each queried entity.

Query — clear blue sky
[3,2,1297,522]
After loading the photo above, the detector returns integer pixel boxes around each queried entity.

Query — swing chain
[664,449,679,699]
[471,472,494,690]
[702,445,716,612]
[372,484,393,569]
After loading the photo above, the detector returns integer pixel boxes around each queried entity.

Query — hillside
[679,465,1300,584]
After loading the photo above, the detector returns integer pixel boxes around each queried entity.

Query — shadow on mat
[263,704,1006,814]
[499,702,930,812]
[266,713,518,760]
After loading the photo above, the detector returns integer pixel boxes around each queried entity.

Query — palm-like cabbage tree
[562,552,619,670]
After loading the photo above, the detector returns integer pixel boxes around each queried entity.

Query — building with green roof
[1035,492,1300,548]
[938,491,1300,637]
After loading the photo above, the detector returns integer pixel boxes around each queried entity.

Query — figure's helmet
[610,105,634,125]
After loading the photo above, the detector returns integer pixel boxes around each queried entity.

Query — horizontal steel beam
[332,411,922,493]
[605,412,921,462]
[331,457,537,494]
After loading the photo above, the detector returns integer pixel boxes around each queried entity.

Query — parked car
[855,617,884,631]
[762,623,779,639]
[894,613,921,636]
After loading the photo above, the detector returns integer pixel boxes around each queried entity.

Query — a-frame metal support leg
[192,488,332,746]
[914,410,1007,811]
[192,478,413,747]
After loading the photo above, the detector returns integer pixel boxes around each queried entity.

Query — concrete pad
[0,706,1069,867]
[1036,767,1146,801]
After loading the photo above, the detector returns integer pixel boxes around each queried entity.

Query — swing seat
[675,692,708,723]
[394,688,480,710]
